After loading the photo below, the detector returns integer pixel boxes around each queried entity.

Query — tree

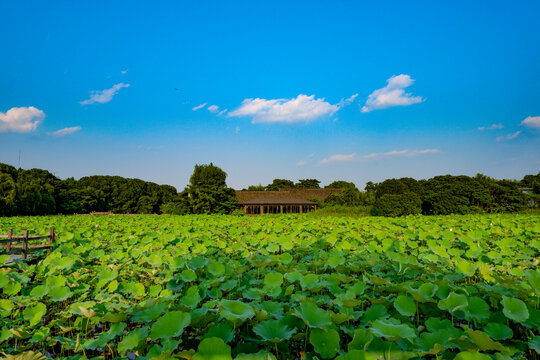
[186,163,238,214]
[325,181,357,189]
[265,179,295,191]
[296,179,320,189]
[247,184,265,191]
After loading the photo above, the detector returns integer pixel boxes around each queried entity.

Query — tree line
[0,161,538,216]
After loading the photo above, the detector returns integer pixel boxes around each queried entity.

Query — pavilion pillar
[280,205,283,213]
[300,205,303,214]
[243,205,247,214]
[260,205,264,215]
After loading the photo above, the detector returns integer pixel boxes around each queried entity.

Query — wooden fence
[0,228,55,259]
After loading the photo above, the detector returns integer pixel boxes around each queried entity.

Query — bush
[372,193,422,217]
[230,209,246,216]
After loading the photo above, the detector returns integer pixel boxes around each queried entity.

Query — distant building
[236,188,342,215]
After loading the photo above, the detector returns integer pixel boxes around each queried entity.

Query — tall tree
[265,179,295,191]
[186,163,238,214]
[296,179,320,189]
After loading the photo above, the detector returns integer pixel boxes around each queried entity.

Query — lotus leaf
[335,350,377,360]
[293,302,332,328]
[23,302,46,327]
[394,295,416,317]
[370,319,416,340]
[193,337,232,360]
[438,292,468,313]
[483,323,513,340]
[310,328,340,359]
[220,300,255,324]
[253,318,296,343]
[501,296,529,323]
[118,327,148,355]
[150,311,191,340]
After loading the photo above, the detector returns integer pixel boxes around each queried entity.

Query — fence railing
[0,228,55,259]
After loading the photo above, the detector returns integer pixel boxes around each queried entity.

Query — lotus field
[0,214,539,360]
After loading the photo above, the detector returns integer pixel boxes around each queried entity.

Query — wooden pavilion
[241,198,317,215]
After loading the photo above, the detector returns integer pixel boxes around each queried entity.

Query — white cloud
[217,109,228,116]
[521,116,540,129]
[478,123,503,131]
[192,103,207,111]
[338,93,358,107]
[228,94,341,124]
[208,105,219,113]
[496,131,521,142]
[296,160,308,166]
[121,69,128,74]
[48,126,82,137]
[0,106,45,133]
[361,74,424,113]
[319,148,439,165]
[80,83,130,105]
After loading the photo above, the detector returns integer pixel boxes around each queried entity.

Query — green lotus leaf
[264,272,283,288]
[97,269,118,282]
[50,256,75,271]
[294,302,332,329]
[327,254,345,268]
[220,300,255,324]
[0,255,9,265]
[235,351,276,360]
[146,253,163,267]
[394,295,416,317]
[483,323,513,340]
[466,330,506,352]
[529,336,540,355]
[0,299,15,312]
[118,326,148,355]
[266,243,279,253]
[189,257,209,269]
[454,351,492,360]
[208,261,226,277]
[180,269,197,282]
[0,272,9,288]
[29,285,48,299]
[150,311,191,340]
[253,318,296,343]
[456,259,477,276]
[438,292,468,313]
[279,253,293,265]
[310,328,340,359]
[23,302,46,327]
[179,285,202,309]
[84,323,126,350]
[465,297,490,321]
[45,275,66,287]
[260,301,284,319]
[300,273,320,290]
[48,286,72,302]
[3,281,21,296]
[132,301,168,323]
[120,282,146,297]
[336,350,377,360]
[370,319,416,340]
[193,337,232,360]
[362,304,388,323]
[525,270,540,296]
[203,322,234,343]
[501,296,529,323]
[284,271,302,282]
[348,329,374,351]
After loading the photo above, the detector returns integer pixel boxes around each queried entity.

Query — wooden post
[7,229,12,253]
[23,230,28,259]
[299,205,303,214]
[280,205,283,214]
[260,205,263,215]
[48,228,54,255]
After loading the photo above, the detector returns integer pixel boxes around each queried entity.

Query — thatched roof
[236,188,342,202]
[241,198,316,205]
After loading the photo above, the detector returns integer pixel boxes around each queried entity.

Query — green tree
[186,163,238,214]
[265,179,295,191]
[296,179,320,189]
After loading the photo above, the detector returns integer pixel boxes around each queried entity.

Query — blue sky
[1,0,539,190]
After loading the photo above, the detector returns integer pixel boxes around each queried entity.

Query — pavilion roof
[241,198,316,205]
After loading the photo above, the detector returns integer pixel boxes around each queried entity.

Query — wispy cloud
[121,69,128,74]
[80,83,130,105]
[361,74,424,113]
[478,123,503,131]
[338,93,358,107]
[48,126,82,137]
[0,106,45,133]
[496,131,521,142]
[192,103,207,111]
[296,160,308,166]
[228,94,342,123]
[319,148,439,165]
[217,109,228,116]
[207,105,219,113]
[521,116,540,129]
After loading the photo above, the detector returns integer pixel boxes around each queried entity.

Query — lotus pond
[0,214,539,360]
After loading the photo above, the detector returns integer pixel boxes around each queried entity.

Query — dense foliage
[0,214,539,359]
